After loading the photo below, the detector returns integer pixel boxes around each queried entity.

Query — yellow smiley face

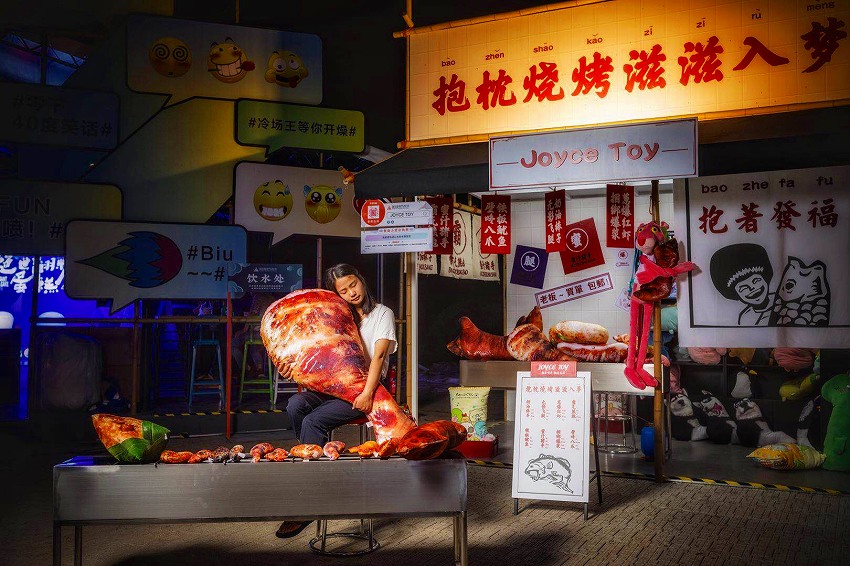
[264,50,309,87]
[208,38,255,83]
[304,184,343,224]
[253,180,293,221]
[149,37,192,78]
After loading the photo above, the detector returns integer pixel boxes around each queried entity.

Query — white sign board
[490,119,697,190]
[359,201,433,228]
[360,227,433,254]
[512,366,591,504]
[674,165,850,348]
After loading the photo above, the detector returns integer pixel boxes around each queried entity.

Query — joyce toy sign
[674,165,850,348]
[65,221,247,312]
[490,119,697,190]
[409,0,849,142]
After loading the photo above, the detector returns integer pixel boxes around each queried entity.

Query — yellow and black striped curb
[152,409,286,417]
[464,464,849,496]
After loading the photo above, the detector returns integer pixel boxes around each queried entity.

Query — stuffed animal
[624,222,695,390]
[731,369,755,399]
[797,398,817,448]
[747,443,824,470]
[821,373,850,472]
[693,390,738,444]
[779,372,820,402]
[733,398,795,447]
[669,389,708,441]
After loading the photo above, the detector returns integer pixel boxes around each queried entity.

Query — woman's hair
[324,263,377,319]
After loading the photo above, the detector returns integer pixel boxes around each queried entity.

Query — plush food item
[449,387,490,440]
[779,373,820,401]
[322,441,346,460]
[669,390,708,441]
[250,442,274,462]
[747,444,825,470]
[507,324,575,361]
[262,289,416,444]
[397,420,467,460]
[446,317,513,360]
[733,398,794,447]
[548,321,608,345]
[822,373,850,471]
[229,445,245,462]
[91,414,170,464]
[265,448,290,461]
[188,449,213,464]
[772,348,816,372]
[731,370,755,399]
[290,444,323,460]
[159,450,193,464]
[688,347,727,365]
[515,306,543,331]
[348,441,381,458]
[211,446,230,463]
[377,438,399,458]
[555,342,628,363]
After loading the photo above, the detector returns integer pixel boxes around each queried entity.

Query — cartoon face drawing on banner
[253,180,293,221]
[207,38,255,83]
[148,37,192,78]
[769,257,830,327]
[304,185,343,224]
[710,243,775,326]
[264,50,309,87]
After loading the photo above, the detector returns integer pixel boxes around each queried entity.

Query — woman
[276,263,396,538]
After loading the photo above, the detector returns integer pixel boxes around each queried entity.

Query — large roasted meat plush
[92,414,170,464]
[262,289,463,459]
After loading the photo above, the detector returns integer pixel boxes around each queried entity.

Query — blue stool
[189,325,224,410]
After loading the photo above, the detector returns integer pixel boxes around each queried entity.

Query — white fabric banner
[416,251,438,275]
[674,165,850,348]
[471,214,500,282]
[440,210,475,280]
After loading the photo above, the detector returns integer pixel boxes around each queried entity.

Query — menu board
[512,365,591,504]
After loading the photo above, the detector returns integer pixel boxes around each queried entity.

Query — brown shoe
[275,520,312,538]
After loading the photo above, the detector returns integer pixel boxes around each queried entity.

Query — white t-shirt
[359,304,397,377]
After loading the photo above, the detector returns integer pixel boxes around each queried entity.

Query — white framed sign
[490,119,697,190]
[359,201,433,228]
[360,226,434,254]
[512,363,591,504]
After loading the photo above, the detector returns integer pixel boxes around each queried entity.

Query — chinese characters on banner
[512,370,591,504]
[471,214,500,281]
[545,190,567,252]
[535,273,614,309]
[674,165,850,348]
[416,252,438,275]
[510,245,548,289]
[559,218,605,275]
[440,210,475,280]
[425,196,454,254]
[480,195,511,254]
[606,185,634,247]
[410,0,849,142]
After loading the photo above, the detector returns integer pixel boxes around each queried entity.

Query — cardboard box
[455,437,498,459]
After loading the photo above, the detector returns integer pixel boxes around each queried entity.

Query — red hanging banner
[559,217,605,275]
[606,184,634,248]
[544,189,567,253]
[480,194,511,254]
[424,196,454,255]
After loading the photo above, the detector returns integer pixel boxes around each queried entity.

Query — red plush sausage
[265,448,289,461]
[290,444,323,460]
[159,450,194,464]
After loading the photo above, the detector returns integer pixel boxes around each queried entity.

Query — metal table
[54,455,468,565]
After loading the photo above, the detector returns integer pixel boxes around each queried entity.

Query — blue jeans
[286,390,364,445]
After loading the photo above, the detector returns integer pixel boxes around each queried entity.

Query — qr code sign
[367,205,380,219]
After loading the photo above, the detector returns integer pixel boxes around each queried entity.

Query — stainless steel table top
[54,455,467,524]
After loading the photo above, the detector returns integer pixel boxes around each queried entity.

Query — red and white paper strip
[424,196,453,255]
[545,190,567,253]
[606,184,634,248]
[481,194,511,254]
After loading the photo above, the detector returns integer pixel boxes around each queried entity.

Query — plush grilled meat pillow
[91,414,170,464]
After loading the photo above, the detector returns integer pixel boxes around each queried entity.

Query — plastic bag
[449,386,490,440]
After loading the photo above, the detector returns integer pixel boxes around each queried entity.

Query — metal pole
[131,301,140,415]
[650,179,665,480]
[408,252,418,423]
[316,237,323,287]
[225,291,233,439]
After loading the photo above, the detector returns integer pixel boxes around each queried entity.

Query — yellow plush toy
[779,373,820,402]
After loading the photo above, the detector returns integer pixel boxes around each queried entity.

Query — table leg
[512,497,519,515]
[53,523,61,566]
[458,511,468,566]
[453,515,460,563]
[74,526,82,566]
[584,502,588,521]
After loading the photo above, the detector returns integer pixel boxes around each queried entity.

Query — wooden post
[131,301,140,415]
[650,179,665,480]
[225,291,233,439]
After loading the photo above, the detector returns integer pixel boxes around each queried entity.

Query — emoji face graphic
[253,180,293,221]
[304,185,343,224]
[264,50,309,87]
[148,37,192,78]
[207,38,255,83]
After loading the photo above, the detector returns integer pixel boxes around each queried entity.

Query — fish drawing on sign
[769,257,830,327]
[524,454,573,493]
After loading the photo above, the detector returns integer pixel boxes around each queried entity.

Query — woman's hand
[352,390,373,413]
[278,360,295,381]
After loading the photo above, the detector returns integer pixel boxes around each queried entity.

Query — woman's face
[334,274,365,307]
[734,274,769,306]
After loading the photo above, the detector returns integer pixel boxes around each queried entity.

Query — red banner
[606,184,634,248]
[481,194,511,254]
[559,217,605,274]
[544,189,567,253]
[424,196,453,254]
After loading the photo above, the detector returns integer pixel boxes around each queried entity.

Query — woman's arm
[352,338,391,413]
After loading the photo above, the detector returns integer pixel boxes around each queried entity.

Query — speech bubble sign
[127,14,322,108]
[233,162,360,245]
[65,221,247,313]
[0,83,119,149]
[0,181,122,255]
[235,99,364,155]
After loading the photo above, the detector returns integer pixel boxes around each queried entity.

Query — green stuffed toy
[779,372,820,402]
[821,373,850,472]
